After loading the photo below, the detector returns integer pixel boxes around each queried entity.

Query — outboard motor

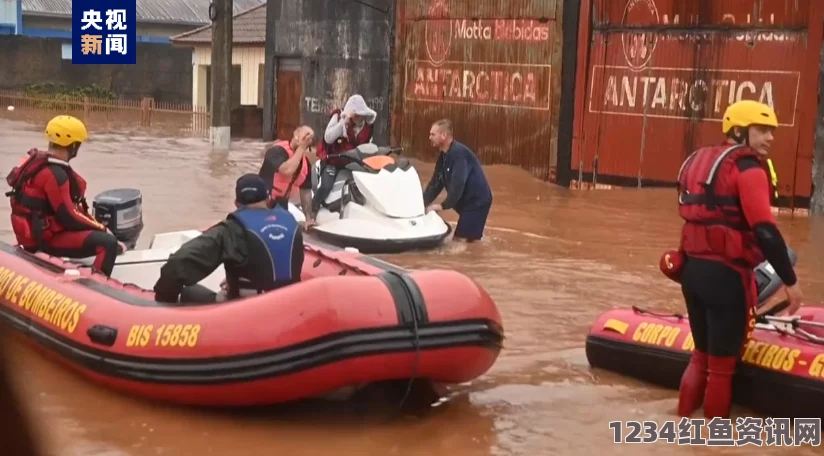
[92,188,144,250]
[755,246,798,305]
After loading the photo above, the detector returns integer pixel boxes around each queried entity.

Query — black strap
[678,145,747,210]
[677,193,740,207]
[684,218,750,232]
[281,156,305,200]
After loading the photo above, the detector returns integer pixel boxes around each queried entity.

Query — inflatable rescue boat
[586,252,824,418]
[0,189,503,407]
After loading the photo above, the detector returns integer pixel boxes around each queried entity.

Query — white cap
[63,269,80,276]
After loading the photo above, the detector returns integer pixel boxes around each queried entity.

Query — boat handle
[87,325,118,347]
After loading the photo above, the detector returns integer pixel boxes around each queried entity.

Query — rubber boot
[703,355,738,419]
[677,349,708,417]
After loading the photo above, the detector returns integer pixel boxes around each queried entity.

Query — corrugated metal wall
[573,0,823,203]
[270,0,393,144]
[390,0,563,181]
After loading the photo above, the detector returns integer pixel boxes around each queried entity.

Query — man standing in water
[672,100,803,419]
[423,119,493,242]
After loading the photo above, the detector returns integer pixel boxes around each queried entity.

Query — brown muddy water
[0,118,823,455]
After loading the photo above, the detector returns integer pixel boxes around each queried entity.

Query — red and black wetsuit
[7,149,119,276]
[675,143,796,419]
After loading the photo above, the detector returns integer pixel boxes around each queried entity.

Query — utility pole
[262,0,279,142]
[210,0,233,150]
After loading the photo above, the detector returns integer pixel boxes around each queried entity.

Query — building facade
[171,0,394,142]
[0,0,264,103]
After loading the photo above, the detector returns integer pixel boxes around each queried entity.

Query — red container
[571,0,824,207]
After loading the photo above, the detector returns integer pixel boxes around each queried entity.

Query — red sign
[405,60,552,110]
[587,65,800,125]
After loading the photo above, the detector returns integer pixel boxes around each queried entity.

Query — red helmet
[659,249,684,283]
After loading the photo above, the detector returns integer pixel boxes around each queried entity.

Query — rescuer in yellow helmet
[664,99,802,420]
[5,115,125,277]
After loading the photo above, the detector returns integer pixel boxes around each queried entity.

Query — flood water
[0,118,823,455]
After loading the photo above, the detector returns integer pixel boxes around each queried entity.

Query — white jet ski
[288,143,451,254]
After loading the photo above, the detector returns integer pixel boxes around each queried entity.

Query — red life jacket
[6,149,88,249]
[677,143,771,270]
[316,108,374,163]
[269,139,309,200]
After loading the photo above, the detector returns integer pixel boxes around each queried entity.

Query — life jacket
[5,149,88,249]
[224,206,299,299]
[316,108,374,162]
[676,143,769,270]
[270,140,309,200]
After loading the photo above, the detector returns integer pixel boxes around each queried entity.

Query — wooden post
[262,0,278,142]
[140,97,149,126]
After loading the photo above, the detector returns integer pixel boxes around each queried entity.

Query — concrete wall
[0,35,193,102]
[271,0,394,144]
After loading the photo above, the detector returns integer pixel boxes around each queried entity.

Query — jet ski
[288,144,452,254]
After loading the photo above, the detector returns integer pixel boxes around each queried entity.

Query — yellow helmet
[45,115,88,147]
[722,100,778,135]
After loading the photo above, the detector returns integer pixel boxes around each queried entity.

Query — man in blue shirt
[422,119,493,242]
[153,174,304,303]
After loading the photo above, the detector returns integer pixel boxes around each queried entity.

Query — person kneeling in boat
[153,174,304,304]
[5,115,126,277]
[666,100,803,420]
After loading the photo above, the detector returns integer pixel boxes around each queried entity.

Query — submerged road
[0,118,821,455]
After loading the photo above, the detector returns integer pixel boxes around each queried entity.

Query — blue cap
[235,174,269,205]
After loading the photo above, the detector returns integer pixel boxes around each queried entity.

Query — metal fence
[0,91,210,137]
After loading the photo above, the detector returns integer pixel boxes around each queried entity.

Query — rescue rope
[395,274,421,416]
[631,306,685,320]
[307,245,422,416]
[757,314,824,346]
[305,244,370,276]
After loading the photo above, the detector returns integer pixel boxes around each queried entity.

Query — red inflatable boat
[0,237,503,407]
[586,305,824,418]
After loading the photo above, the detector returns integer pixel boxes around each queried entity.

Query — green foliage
[22,83,117,111]
[24,82,116,100]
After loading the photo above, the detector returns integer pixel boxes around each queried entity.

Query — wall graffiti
[303,95,386,115]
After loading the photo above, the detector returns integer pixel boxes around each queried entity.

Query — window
[61,43,71,60]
